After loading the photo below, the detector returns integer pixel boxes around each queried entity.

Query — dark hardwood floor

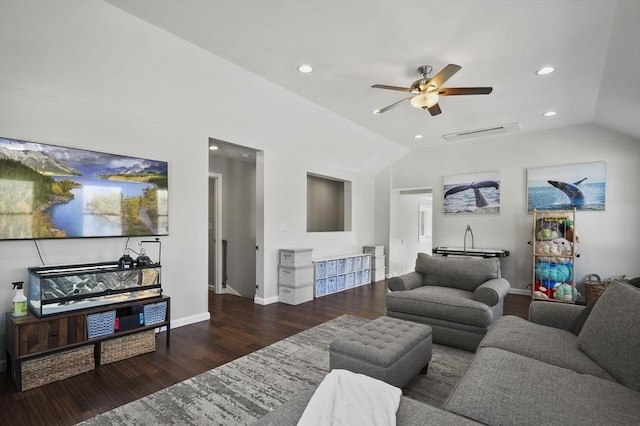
[0,281,529,426]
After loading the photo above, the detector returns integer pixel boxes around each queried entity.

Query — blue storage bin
[315,261,326,278]
[143,301,167,326]
[327,276,337,293]
[87,310,116,339]
[315,278,327,296]
[337,274,346,291]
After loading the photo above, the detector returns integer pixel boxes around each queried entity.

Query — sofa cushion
[480,315,614,380]
[252,387,481,426]
[577,280,640,392]
[415,253,500,292]
[386,286,494,327]
[444,347,640,426]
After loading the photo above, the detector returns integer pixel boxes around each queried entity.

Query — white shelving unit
[314,253,372,297]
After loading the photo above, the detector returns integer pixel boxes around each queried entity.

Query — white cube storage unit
[279,248,314,305]
[314,253,372,297]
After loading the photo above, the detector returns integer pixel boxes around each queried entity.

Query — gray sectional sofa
[444,279,640,425]
[254,280,640,425]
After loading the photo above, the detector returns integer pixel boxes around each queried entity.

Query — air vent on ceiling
[443,122,521,141]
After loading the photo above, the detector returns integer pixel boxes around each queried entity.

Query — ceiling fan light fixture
[536,66,555,75]
[410,92,439,109]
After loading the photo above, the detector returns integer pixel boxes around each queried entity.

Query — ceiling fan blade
[375,96,413,113]
[428,103,442,116]
[439,87,493,96]
[371,84,413,92]
[428,64,462,89]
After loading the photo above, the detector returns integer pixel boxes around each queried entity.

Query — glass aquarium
[28,262,162,317]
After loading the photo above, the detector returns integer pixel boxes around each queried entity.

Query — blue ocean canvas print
[443,171,500,214]
[527,162,605,212]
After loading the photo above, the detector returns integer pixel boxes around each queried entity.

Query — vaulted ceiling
[108,0,640,149]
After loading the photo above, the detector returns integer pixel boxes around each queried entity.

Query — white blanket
[297,369,402,426]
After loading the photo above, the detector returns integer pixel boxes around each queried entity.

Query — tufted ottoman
[329,316,432,388]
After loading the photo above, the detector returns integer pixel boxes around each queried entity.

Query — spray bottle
[12,281,27,317]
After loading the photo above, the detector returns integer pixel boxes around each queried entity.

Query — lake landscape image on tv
[0,137,168,240]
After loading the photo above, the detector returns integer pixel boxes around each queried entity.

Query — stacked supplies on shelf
[364,246,386,282]
[278,248,314,305]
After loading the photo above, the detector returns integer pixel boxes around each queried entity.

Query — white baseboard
[169,311,210,329]
[254,295,279,305]
[509,288,531,296]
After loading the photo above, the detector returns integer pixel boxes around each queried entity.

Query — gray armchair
[386,253,510,351]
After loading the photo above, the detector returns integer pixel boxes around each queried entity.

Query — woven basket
[584,274,608,305]
[21,345,95,391]
[100,330,156,365]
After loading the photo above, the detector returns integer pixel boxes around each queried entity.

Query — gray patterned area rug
[80,314,474,425]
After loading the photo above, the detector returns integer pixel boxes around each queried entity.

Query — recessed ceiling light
[536,66,555,75]
[414,134,423,139]
[240,153,250,158]
[543,111,557,117]
[209,145,219,151]
[297,64,313,73]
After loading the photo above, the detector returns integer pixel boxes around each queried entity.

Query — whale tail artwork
[547,178,587,206]
[444,180,499,207]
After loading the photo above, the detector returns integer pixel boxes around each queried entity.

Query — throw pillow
[577,280,640,392]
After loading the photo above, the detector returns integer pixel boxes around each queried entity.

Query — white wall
[385,123,640,294]
[261,151,379,301]
[374,168,392,274]
[0,0,407,365]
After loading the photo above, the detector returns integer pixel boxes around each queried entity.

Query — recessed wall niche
[307,173,352,232]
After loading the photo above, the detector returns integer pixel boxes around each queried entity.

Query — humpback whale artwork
[527,162,606,212]
[443,171,500,214]
[547,177,587,206]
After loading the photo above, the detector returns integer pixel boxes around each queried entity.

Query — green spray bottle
[12,281,27,317]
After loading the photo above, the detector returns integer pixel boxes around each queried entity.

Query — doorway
[389,188,433,277]
[208,139,263,299]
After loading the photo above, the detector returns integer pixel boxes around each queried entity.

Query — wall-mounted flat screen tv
[0,137,168,240]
